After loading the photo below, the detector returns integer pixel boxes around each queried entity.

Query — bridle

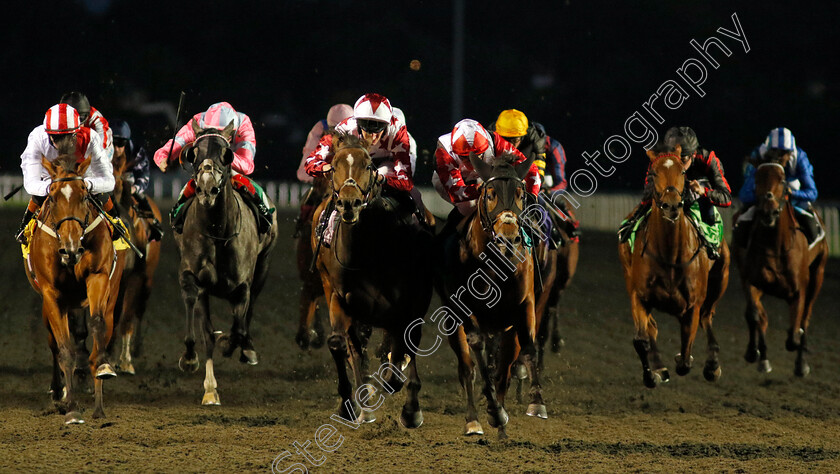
[477,174,526,241]
[329,162,379,210]
[755,162,789,217]
[37,176,104,241]
[650,154,686,220]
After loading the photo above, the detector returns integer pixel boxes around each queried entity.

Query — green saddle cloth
[622,202,723,252]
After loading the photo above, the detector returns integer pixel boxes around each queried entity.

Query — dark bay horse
[174,119,277,405]
[440,153,544,439]
[732,161,828,376]
[618,145,730,388]
[109,145,162,374]
[295,174,328,350]
[313,134,433,428]
[24,153,125,424]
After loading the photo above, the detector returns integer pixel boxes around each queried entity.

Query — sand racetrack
[0,207,838,472]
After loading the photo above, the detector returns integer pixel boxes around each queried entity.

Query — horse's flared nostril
[210,186,220,195]
[513,236,522,245]
[765,192,774,200]
[353,199,362,208]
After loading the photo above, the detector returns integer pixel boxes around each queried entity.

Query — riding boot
[170,180,196,234]
[231,175,273,234]
[618,202,650,243]
[133,192,163,241]
[99,194,124,241]
[15,208,36,245]
[795,207,821,244]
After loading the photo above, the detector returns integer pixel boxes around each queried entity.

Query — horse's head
[470,152,534,246]
[646,144,686,222]
[329,133,379,224]
[41,155,93,266]
[754,162,788,227]
[184,119,236,207]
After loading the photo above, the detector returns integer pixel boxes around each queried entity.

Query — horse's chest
[645,274,692,313]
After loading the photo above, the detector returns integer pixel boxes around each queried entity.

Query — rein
[36,177,104,239]
[328,159,380,271]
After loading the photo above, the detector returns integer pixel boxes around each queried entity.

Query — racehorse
[440,153,544,439]
[174,119,277,405]
[24,151,125,424]
[618,144,730,388]
[313,133,432,428]
[731,157,828,376]
[295,174,328,350]
[109,144,162,374]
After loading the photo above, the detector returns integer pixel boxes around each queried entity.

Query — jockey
[153,101,273,234]
[618,126,731,259]
[305,93,417,221]
[490,109,581,244]
[111,119,164,241]
[735,127,821,244]
[59,91,114,160]
[433,118,540,239]
[16,104,121,244]
[293,104,353,238]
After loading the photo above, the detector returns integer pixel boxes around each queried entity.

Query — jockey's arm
[547,138,568,192]
[304,133,335,176]
[791,152,818,202]
[739,165,757,206]
[231,114,256,175]
[297,120,326,182]
[83,132,115,194]
[498,138,541,196]
[701,151,732,207]
[153,113,200,171]
[131,147,151,194]
[20,128,51,197]
[435,147,479,203]
[383,127,414,192]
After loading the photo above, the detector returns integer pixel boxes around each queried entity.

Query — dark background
[2,1,837,197]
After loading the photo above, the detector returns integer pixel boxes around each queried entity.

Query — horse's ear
[469,152,492,180]
[514,154,535,180]
[646,149,658,161]
[76,157,92,176]
[222,120,236,141]
[41,157,56,178]
[190,118,202,136]
[222,148,234,165]
[674,144,682,157]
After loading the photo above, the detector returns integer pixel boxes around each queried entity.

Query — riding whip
[86,196,144,259]
[166,91,187,164]
[4,184,23,201]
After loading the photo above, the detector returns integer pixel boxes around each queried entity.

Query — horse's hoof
[643,370,659,388]
[675,353,693,376]
[497,428,509,440]
[512,363,528,380]
[757,360,772,373]
[703,361,722,382]
[551,336,565,354]
[654,368,670,384]
[179,355,200,373]
[744,348,759,364]
[488,407,509,428]
[64,411,84,425]
[786,329,804,352]
[399,408,423,429]
[95,363,117,379]
[355,411,376,424]
[464,420,484,436]
[794,361,810,378]
[240,349,259,366]
[387,352,411,371]
[310,330,325,349]
[92,408,106,420]
[294,330,309,350]
[116,361,135,376]
[526,403,548,419]
[202,391,221,406]
[217,334,235,357]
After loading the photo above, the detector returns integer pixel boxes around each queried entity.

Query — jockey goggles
[113,137,129,147]
[357,119,388,134]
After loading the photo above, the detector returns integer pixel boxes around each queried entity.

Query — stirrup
[15,228,27,245]
[705,243,721,260]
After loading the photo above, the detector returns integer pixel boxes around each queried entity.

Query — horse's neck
[648,207,692,262]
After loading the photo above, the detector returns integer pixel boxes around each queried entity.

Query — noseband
[330,161,379,209]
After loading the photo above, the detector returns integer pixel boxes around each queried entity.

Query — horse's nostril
[211,187,220,195]
[353,199,362,208]
[765,192,774,200]
[513,236,522,244]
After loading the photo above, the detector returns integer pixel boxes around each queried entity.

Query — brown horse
[295,175,329,350]
[440,153,543,439]
[313,134,433,428]
[732,161,828,376]
[24,152,125,424]
[618,145,730,388]
[109,146,162,374]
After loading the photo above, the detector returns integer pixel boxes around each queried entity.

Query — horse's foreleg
[117,275,142,375]
[198,294,220,405]
[494,329,518,408]
[630,294,660,388]
[44,319,64,404]
[43,291,81,423]
[448,329,482,435]
[86,274,116,420]
[325,291,356,421]
[796,253,828,377]
[675,305,700,376]
[295,284,317,350]
[346,324,375,423]
[68,308,91,394]
[397,324,423,429]
[464,320,508,439]
[785,290,806,353]
[518,299,547,420]
[700,307,721,382]
[225,284,256,365]
[178,272,200,373]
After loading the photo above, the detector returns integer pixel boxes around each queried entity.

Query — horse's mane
[330,132,370,153]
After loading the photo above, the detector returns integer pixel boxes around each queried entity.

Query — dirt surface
[1,207,839,473]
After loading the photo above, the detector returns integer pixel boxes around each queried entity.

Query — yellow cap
[496,109,528,137]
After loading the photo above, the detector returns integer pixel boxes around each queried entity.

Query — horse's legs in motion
[675,305,700,376]
[198,294,220,405]
[45,322,65,405]
[796,251,828,377]
[631,294,665,388]
[701,247,728,382]
[516,301,547,420]
[347,323,375,423]
[87,274,117,419]
[744,286,771,372]
[463,319,509,439]
[448,329,483,436]
[494,329,518,408]
[700,307,721,382]
[179,272,201,373]
[786,289,808,376]
[70,308,90,393]
[325,290,357,421]
[117,274,145,375]
[43,294,82,423]
[388,325,422,428]
[295,283,319,350]
[220,283,257,365]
